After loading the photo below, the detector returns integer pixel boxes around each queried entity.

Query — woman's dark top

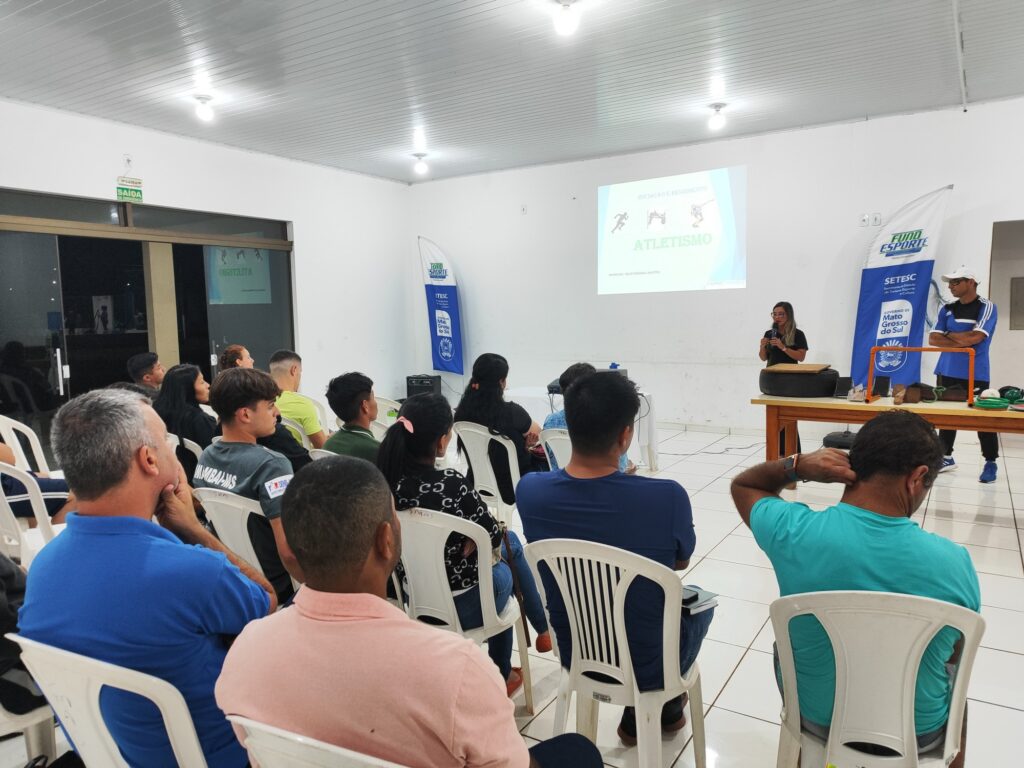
[157,406,217,481]
[763,328,809,367]
[462,400,543,506]
[391,465,501,591]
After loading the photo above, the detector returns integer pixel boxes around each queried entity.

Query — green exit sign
[116,175,143,203]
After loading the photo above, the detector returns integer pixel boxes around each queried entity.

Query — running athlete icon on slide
[611,212,629,233]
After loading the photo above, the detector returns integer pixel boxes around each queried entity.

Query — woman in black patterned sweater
[378,393,550,696]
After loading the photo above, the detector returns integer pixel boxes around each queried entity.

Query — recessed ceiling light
[553,1,582,36]
[412,153,429,175]
[194,95,215,122]
[708,103,727,131]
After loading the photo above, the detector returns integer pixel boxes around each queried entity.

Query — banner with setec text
[850,185,953,387]
[418,237,465,375]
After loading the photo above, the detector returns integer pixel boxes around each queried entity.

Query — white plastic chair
[396,508,533,714]
[229,715,411,767]
[452,421,519,524]
[193,488,300,594]
[0,414,50,473]
[0,702,58,763]
[199,403,218,420]
[308,448,334,461]
[10,634,208,768]
[0,463,65,569]
[376,397,401,425]
[281,416,312,449]
[524,539,707,768]
[369,420,389,442]
[293,393,332,435]
[166,433,204,468]
[539,428,571,470]
[770,591,986,768]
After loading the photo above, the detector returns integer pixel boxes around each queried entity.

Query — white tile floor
[502,427,1024,767]
[1,427,1021,767]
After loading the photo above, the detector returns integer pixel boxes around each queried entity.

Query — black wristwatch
[782,454,800,483]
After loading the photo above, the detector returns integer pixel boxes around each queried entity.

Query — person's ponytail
[376,422,412,489]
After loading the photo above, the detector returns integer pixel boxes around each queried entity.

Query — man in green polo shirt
[324,372,380,463]
[269,350,328,449]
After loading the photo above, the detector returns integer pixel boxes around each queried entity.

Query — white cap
[941,265,978,283]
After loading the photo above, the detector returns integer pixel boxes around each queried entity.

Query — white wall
[7,95,1024,430]
[0,97,412,404]
[990,221,1024,387]
[409,98,1024,430]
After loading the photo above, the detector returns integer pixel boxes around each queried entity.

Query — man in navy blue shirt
[517,371,713,746]
[18,389,275,767]
[928,265,1000,482]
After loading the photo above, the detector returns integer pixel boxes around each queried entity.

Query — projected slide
[597,166,747,295]
[205,247,272,305]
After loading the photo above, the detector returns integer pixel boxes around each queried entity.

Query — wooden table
[751,395,1024,461]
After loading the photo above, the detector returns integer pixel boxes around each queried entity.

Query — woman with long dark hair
[378,393,551,696]
[453,353,546,504]
[153,364,216,479]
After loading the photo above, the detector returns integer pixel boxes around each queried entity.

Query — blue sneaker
[940,456,956,472]
[979,461,998,484]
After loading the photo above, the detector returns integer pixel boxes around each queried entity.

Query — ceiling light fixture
[194,95,215,122]
[412,153,429,175]
[553,1,582,36]
[708,103,727,131]
[413,126,427,153]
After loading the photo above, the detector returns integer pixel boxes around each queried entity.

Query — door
[0,232,70,419]
[202,246,295,373]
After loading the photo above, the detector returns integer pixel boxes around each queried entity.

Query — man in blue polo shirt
[928,265,999,482]
[517,371,713,746]
[18,389,275,768]
[731,410,979,767]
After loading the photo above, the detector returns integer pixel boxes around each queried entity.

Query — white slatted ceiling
[0,0,1020,182]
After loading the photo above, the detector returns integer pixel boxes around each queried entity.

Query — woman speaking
[759,301,808,458]
[759,301,808,366]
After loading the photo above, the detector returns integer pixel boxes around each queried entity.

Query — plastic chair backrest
[192,488,266,580]
[395,508,498,631]
[199,403,217,420]
[281,417,312,449]
[228,715,410,767]
[524,538,683,695]
[539,428,571,469]
[0,463,59,563]
[0,375,39,417]
[308,448,334,461]
[10,634,209,768]
[293,393,331,434]
[180,437,204,463]
[376,397,401,425]
[770,591,986,767]
[369,420,389,441]
[451,422,519,510]
[0,414,50,473]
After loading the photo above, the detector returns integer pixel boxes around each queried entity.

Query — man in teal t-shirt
[730,410,979,763]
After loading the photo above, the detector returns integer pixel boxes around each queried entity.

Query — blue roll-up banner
[850,185,953,386]
[418,236,465,375]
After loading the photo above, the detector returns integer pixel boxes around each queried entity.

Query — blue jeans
[453,531,548,680]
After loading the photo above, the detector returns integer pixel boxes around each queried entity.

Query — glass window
[0,188,120,225]
[132,205,288,240]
